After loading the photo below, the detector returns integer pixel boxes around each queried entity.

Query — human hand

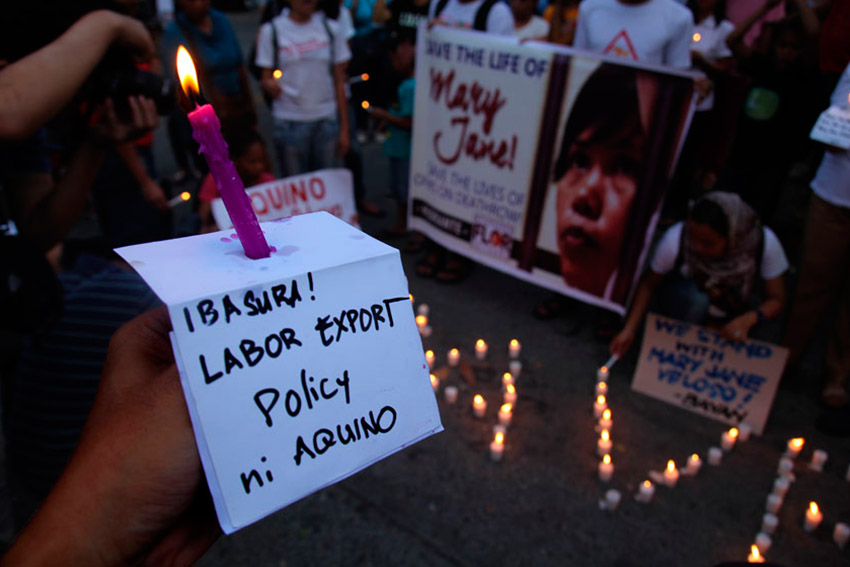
[141,178,170,211]
[694,76,714,104]
[261,77,283,99]
[97,10,155,62]
[89,96,158,146]
[337,127,350,157]
[609,327,635,358]
[1,307,220,566]
[721,311,757,341]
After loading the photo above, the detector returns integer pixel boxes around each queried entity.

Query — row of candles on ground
[745,436,850,562]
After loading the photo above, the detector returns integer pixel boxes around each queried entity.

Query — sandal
[533,296,566,320]
[416,250,443,278]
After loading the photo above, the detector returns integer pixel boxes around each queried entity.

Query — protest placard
[631,314,787,435]
[117,212,442,533]
[809,105,850,150]
[212,168,358,230]
[410,27,695,314]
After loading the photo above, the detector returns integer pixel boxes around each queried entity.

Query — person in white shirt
[573,0,694,68]
[783,63,850,408]
[511,0,550,40]
[428,0,516,36]
[256,0,351,176]
[610,191,788,356]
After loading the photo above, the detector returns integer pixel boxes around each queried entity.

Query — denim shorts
[272,117,341,177]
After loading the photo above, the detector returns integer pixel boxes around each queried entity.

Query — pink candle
[177,46,270,259]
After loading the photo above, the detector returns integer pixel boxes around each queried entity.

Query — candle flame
[790,437,804,449]
[690,453,699,462]
[643,480,651,488]
[667,460,676,472]
[425,349,434,358]
[176,45,199,97]
[597,395,606,405]
[500,403,512,413]
[409,293,414,303]
[416,315,427,326]
[361,73,370,81]
[476,339,486,348]
[603,454,611,464]
[600,365,608,373]
[450,348,459,357]
[180,191,191,201]
[602,409,611,420]
[510,339,519,348]
[361,100,370,110]
[273,69,283,79]
[693,32,702,42]
[474,394,483,404]
[601,429,609,441]
[749,545,761,561]
[430,374,438,388]
[502,372,513,383]
[506,384,516,395]
[729,427,739,439]
[809,502,819,514]
[495,431,504,444]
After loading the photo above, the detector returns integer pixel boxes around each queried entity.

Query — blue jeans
[273,117,340,177]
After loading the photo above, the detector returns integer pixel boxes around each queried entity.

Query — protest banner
[118,212,442,533]
[212,168,358,230]
[631,314,787,435]
[410,27,695,314]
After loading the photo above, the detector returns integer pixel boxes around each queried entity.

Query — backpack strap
[434,0,451,19]
[321,14,335,75]
[473,0,500,31]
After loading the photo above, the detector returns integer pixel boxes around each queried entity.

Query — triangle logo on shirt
[603,29,639,60]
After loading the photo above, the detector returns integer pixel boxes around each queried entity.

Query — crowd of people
[0,0,848,562]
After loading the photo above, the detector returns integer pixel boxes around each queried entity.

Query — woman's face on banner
[555,124,646,295]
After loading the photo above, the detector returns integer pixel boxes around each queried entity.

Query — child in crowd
[197,130,275,233]
[512,0,550,41]
[369,34,416,237]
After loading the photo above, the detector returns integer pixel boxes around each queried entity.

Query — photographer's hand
[1,307,220,567]
[89,96,158,145]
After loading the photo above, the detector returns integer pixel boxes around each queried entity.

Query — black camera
[86,52,177,118]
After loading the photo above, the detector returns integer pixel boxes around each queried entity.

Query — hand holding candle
[176,46,270,260]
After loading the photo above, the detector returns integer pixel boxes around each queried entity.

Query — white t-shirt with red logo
[256,13,352,121]
[573,0,693,68]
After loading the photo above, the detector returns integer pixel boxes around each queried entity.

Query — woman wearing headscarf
[609,191,788,356]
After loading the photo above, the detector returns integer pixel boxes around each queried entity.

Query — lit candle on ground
[498,403,513,427]
[738,423,752,442]
[755,532,772,554]
[409,293,414,303]
[663,460,679,487]
[761,513,778,535]
[430,373,438,391]
[834,522,850,549]
[416,314,428,329]
[176,46,269,259]
[721,427,739,452]
[475,339,488,361]
[765,494,783,514]
[472,394,487,418]
[444,385,458,404]
[448,348,460,367]
[786,437,804,458]
[509,359,522,378]
[598,454,614,482]
[425,349,435,369]
[502,372,515,388]
[597,429,612,456]
[602,489,621,511]
[509,338,521,359]
[747,544,765,563]
[593,395,608,418]
[707,446,723,466]
[635,480,655,503]
[598,408,612,430]
[777,457,795,479]
[504,383,517,405]
[809,449,828,472]
[595,381,608,397]
[489,431,505,462]
[684,453,702,476]
[417,303,429,316]
[167,191,192,207]
[597,366,610,382]
[804,501,823,532]
[772,477,790,498]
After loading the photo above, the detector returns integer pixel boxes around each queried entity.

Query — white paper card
[211,168,358,231]
[117,212,442,533]
[810,106,850,149]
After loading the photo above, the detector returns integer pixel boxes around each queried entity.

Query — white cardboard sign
[212,168,358,230]
[631,314,787,435]
[117,212,442,533]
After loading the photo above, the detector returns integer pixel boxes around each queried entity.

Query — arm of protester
[726,0,781,61]
[115,142,169,211]
[0,307,220,567]
[0,10,154,140]
[373,0,392,23]
[721,275,785,341]
[789,0,820,36]
[333,62,350,157]
[368,107,412,130]
[610,270,666,357]
[9,97,158,251]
